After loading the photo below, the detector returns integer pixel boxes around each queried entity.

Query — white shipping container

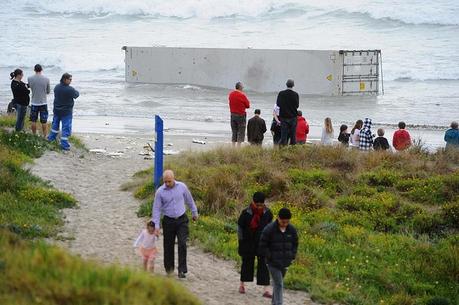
[122,47,382,96]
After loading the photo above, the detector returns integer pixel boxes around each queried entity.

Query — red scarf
[249,203,264,232]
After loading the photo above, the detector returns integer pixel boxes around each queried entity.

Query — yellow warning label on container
[360,82,365,91]
[132,70,138,77]
[326,74,333,81]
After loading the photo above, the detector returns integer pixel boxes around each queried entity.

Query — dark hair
[10,68,23,80]
[398,121,406,129]
[254,109,261,115]
[235,82,243,90]
[286,79,294,88]
[147,220,155,228]
[253,192,265,204]
[60,73,72,83]
[351,120,363,135]
[340,124,348,133]
[278,207,292,219]
[377,128,385,136]
[297,110,302,116]
[451,121,458,129]
[34,64,43,72]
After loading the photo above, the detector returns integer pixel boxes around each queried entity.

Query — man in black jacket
[276,79,299,146]
[247,109,267,146]
[259,208,298,305]
[237,192,273,298]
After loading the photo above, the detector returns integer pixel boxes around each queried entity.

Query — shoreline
[71,115,449,150]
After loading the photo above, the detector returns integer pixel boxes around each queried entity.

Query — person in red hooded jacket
[295,111,309,144]
[392,121,412,151]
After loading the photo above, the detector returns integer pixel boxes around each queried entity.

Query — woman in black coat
[10,69,30,131]
[237,191,273,298]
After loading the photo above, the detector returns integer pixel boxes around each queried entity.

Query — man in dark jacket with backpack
[258,208,298,305]
[237,192,273,298]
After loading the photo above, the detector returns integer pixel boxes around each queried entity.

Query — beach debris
[144,156,153,160]
[105,122,110,125]
[107,152,124,157]
[167,143,174,147]
[89,149,107,154]
[147,143,155,152]
[138,151,151,156]
[164,150,180,155]
[192,139,206,145]
[204,116,213,122]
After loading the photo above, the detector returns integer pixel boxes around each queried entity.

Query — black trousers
[240,255,270,286]
[162,214,189,273]
[279,117,297,146]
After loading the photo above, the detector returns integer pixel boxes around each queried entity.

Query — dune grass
[128,145,459,305]
[0,231,200,305]
[0,129,77,238]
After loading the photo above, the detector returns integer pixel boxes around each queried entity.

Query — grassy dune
[0,128,76,238]
[128,145,459,305]
[0,114,200,305]
[0,231,200,305]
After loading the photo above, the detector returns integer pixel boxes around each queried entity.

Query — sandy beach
[33,132,317,305]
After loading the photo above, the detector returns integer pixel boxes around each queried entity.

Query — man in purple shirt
[152,170,198,278]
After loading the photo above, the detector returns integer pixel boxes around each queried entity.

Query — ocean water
[0,0,458,145]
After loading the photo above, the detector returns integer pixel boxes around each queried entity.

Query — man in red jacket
[392,121,412,151]
[295,111,309,144]
[229,82,250,147]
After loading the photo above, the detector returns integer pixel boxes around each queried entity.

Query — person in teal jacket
[444,121,459,149]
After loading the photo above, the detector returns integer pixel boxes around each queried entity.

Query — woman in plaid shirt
[359,118,374,151]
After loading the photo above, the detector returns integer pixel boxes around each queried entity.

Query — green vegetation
[0,129,76,238]
[128,145,459,305]
[0,114,199,305]
[0,231,200,305]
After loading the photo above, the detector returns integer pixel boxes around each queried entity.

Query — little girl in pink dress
[133,220,158,272]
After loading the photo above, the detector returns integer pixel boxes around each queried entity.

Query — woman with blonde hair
[321,117,334,145]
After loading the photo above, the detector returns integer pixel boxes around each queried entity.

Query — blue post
[154,115,164,190]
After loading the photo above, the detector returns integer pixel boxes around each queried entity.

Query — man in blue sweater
[47,73,79,150]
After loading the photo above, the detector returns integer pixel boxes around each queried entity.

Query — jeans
[268,265,287,305]
[162,214,189,274]
[47,113,72,150]
[15,104,27,132]
[279,117,297,146]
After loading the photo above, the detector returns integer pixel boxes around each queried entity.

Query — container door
[340,50,381,95]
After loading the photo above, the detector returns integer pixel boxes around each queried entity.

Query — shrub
[19,186,77,209]
[426,297,451,305]
[0,130,52,158]
[134,181,154,200]
[442,202,459,228]
[361,169,402,187]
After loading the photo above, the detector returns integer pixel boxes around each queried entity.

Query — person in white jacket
[321,117,334,145]
[134,220,159,272]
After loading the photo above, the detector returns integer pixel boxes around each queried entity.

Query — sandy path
[33,134,316,305]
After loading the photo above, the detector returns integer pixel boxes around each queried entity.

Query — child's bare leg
[148,259,155,273]
[143,258,149,271]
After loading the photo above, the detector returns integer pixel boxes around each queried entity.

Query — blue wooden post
[154,115,164,190]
